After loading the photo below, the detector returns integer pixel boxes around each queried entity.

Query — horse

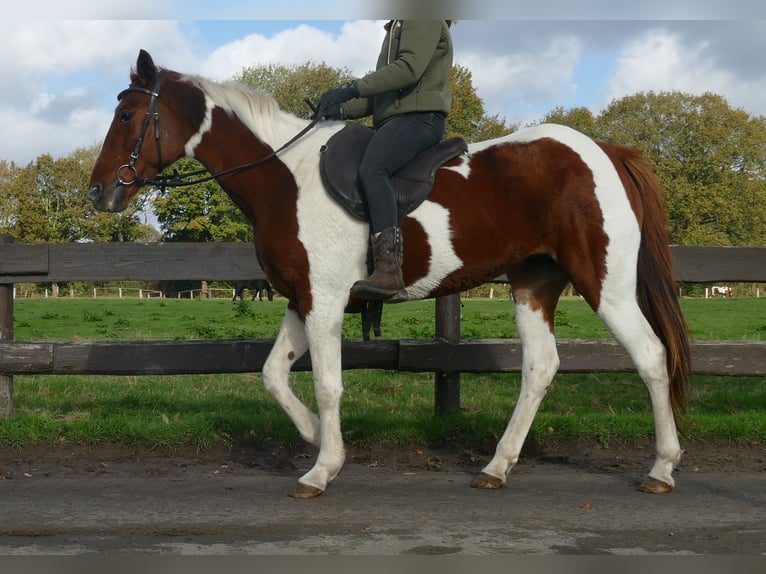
[88,50,691,498]
[710,285,733,298]
[233,279,274,301]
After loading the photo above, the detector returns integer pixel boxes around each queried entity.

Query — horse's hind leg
[596,294,681,492]
[262,307,320,446]
[474,264,568,489]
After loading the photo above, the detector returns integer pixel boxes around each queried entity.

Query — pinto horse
[710,285,733,298]
[88,50,691,498]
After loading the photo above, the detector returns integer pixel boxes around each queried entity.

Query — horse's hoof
[471,472,505,489]
[288,482,325,499]
[637,476,674,494]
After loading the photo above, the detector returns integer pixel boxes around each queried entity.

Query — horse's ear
[135,49,157,86]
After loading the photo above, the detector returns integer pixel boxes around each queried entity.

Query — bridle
[115,72,323,190]
[116,72,163,187]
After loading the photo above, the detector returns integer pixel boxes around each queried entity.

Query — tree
[447,65,515,142]
[593,91,766,246]
[539,106,597,138]
[152,158,252,243]
[0,146,154,244]
[235,62,354,119]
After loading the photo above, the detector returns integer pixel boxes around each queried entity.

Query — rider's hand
[318,83,359,112]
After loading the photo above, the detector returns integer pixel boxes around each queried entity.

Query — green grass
[2,295,765,451]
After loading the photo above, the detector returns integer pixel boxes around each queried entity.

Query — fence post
[0,234,15,416]
[434,293,461,415]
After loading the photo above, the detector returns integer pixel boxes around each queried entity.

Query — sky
[2,0,766,166]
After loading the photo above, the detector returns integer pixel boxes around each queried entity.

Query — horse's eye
[119,111,134,124]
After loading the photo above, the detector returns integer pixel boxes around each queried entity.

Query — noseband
[113,73,323,190]
[116,72,164,186]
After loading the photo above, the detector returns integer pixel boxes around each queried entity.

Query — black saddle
[319,122,467,222]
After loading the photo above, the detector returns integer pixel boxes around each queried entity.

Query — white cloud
[0,20,197,164]
[609,30,715,97]
[0,105,111,165]
[606,28,766,115]
[457,34,583,124]
[200,21,384,80]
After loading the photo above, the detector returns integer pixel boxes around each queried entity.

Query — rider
[318,20,454,300]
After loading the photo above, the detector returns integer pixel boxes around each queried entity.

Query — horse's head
[88,49,204,212]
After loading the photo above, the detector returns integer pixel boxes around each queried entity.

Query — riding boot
[350,226,405,300]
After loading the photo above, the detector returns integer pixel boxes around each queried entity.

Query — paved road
[1,456,764,555]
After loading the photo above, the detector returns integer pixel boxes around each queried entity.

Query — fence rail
[0,338,763,377]
[1,237,765,416]
[1,241,765,284]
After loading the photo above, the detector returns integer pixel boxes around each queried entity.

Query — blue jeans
[359,112,446,234]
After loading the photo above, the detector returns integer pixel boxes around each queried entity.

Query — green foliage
[232,298,255,319]
[593,91,766,246]
[446,65,516,142]
[541,106,597,138]
[0,145,156,243]
[235,61,355,119]
[152,159,253,243]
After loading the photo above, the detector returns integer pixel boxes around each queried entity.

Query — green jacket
[342,20,453,128]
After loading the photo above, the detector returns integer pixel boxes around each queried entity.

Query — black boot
[350,227,405,300]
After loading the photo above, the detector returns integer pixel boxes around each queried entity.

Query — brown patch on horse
[507,255,571,331]
[401,217,431,285]
[195,106,313,320]
[427,139,609,309]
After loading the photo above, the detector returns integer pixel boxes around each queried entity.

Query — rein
[116,73,322,190]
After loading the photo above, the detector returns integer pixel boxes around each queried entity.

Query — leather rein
[115,72,322,190]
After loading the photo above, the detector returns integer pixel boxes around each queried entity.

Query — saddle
[319,122,467,222]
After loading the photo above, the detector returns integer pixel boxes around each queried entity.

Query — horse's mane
[180,73,306,146]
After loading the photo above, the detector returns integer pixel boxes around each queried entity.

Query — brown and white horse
[88,50,691,498]
[710,285,733,297]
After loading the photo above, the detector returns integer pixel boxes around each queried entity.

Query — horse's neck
[222,99,310,153]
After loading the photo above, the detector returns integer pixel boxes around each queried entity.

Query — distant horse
[233,279,274,301]
[710,285,733,297]
[88,50,691,498]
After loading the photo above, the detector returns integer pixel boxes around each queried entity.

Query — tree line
[1,63,764,249]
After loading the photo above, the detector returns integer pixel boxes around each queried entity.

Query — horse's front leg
[289,310,346,499]
[262,307,319,446]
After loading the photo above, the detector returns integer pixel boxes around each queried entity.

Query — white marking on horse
[184,94,214,157]
[403,200,463,300]
[481,298,559,480]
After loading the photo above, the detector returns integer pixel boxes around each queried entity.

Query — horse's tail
[617,147,692,423]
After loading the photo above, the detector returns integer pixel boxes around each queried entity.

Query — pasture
[1,296,764,452]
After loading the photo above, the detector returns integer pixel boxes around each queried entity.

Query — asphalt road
[1,455,764,555]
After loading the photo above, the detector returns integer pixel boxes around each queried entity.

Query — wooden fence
[1,237,765,417]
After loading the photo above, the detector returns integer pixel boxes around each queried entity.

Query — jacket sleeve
[341,95,374,120]
[352,20,443,97]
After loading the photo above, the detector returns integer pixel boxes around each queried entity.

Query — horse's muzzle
[88,183,125,212]
[87,184,102,204]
